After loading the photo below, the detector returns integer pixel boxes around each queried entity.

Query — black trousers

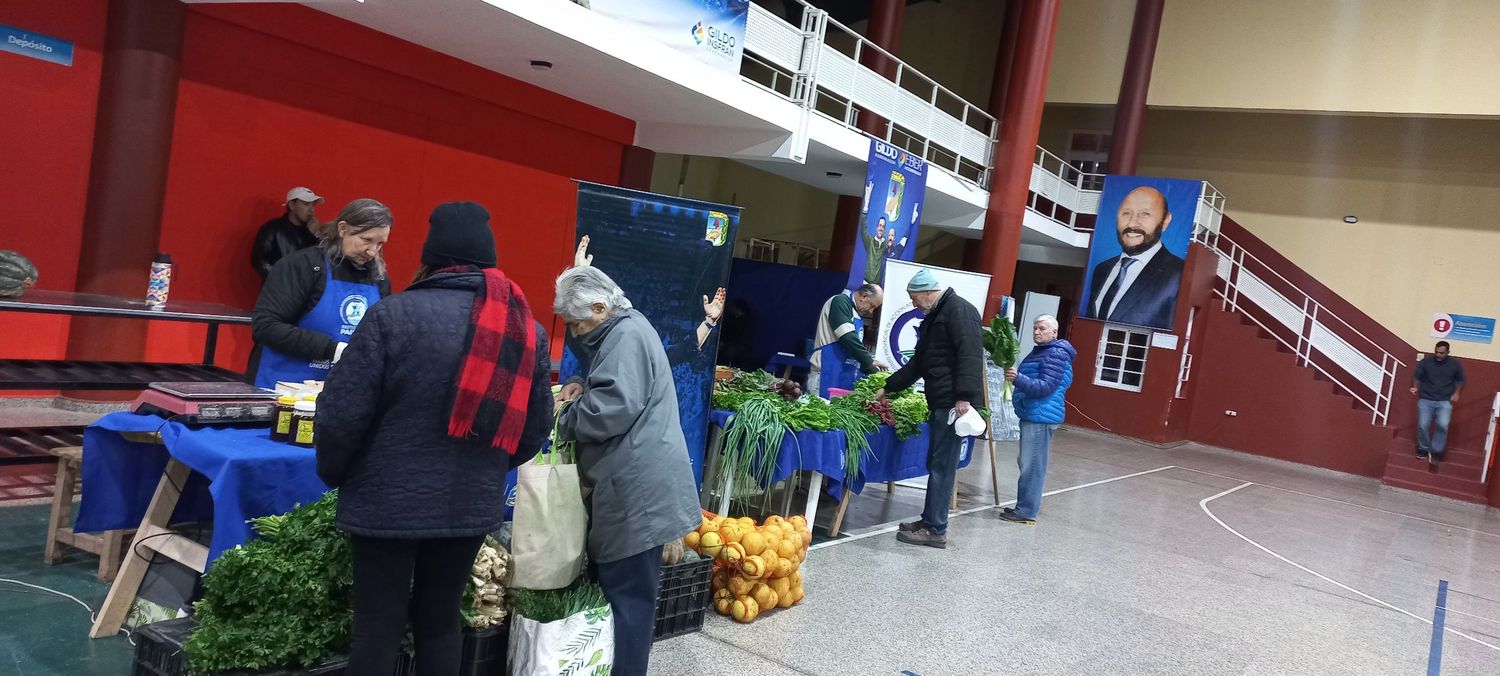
[590,545,665,676]
[348,534,486,676]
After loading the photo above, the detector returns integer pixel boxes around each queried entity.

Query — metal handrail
[743,1,998,188]
[1200,231,1406,425]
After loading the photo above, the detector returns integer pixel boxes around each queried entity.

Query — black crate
[653,553,713,641]
[131,617,347,676]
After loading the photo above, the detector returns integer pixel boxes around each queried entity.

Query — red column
[618,145,656,191]
[978,0,1063,316]
[1107,0,1165,176]
[963,0,1025,272]
[65,0,186,368]
[826,0,906,274]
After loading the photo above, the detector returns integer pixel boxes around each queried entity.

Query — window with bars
[1095,325,1150,392]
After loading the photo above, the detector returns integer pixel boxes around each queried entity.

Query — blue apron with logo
[815,316,864,398]
[254,257,381,389]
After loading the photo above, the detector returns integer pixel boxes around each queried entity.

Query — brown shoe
[896,527,948,549]
[898,519,924,533]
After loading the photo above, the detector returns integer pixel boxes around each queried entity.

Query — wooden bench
[44,446,131,583]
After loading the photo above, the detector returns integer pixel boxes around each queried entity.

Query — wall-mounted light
[1343,215,1359,224]
[529,60,553,71]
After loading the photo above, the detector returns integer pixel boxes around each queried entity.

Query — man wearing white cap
[252,186,325,279]
[876,268,984,549]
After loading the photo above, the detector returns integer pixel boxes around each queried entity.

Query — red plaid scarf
[446,267,537,452]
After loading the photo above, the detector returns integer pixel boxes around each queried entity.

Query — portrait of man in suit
[1082,185,1186,329]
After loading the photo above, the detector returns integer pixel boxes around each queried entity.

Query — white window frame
[1095,324,1151,392]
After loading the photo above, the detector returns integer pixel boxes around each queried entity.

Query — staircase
[1199,219,1492,505]
[1382,441,1490,504]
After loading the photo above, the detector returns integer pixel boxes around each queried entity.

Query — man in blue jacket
[1003,315,1077,524]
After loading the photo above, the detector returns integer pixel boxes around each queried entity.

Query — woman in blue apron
[249,198,394,389]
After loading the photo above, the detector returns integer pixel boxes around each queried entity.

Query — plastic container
[292,401,316,448]
[146,253,173,310]
[652,553,713,641]
[270,395,298,442]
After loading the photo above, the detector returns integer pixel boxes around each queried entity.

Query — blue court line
[1428,579,1449,676]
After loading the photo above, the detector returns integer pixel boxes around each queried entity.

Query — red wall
[1065,244,1218,443]
[0,0,107,362]
[1,3,632,375]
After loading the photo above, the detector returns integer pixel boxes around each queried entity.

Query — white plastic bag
[510,453,588,590]
[508,603,615,676]
[947,406,988,437]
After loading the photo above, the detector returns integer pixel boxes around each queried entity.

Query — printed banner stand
[564,183,741,490]
[847,139,929,292]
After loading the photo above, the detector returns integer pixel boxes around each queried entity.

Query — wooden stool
[44,446,129,583]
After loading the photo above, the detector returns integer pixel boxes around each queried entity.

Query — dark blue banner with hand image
[562,183,740,489]
[847,139,928,292]
[1080,176,1203,331]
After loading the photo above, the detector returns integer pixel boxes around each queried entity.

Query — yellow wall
[1048,0,1500,116]
[1041,106,1500,360]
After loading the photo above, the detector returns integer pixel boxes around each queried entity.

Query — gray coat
[558,310,701,563]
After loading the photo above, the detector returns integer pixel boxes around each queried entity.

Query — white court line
[1200,483,1500,653]
[809,465,1177,550]
[1175,466,1500,539]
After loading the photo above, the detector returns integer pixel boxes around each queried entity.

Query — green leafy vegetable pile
[187,492,352,673]
[510,583,610,624]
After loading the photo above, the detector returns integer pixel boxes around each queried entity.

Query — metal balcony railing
[742,1,998,188]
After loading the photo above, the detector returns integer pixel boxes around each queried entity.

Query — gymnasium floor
[1,427,1496,675]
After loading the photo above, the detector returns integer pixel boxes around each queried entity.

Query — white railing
[1197,230,1405,426]
[743,1,998,188]
[1027,146,1104,232]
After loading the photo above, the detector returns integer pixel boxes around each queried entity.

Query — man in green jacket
[808,284,886,398]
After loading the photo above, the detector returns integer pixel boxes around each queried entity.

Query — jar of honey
[292,400,317,448]
[270,395,298,442]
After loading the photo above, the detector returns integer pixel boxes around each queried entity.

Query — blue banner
[1,24,73,67]
[563,183,740,488]
[847,139,928,292]
[1432,313,1495,344]
[582,0,749,73]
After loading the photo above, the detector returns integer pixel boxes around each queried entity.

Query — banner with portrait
[562,183,740,489]
[847,139,928,292]
[1079,176,1203,331]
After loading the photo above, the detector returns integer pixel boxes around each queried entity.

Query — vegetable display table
[75,413,331,638]
[704,410,974,532]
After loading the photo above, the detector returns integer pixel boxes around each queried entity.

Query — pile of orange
[684,511,810,623]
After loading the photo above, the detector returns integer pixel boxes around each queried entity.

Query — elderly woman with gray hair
[553,264,700,675]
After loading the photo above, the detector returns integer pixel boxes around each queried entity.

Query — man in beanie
[251,186,325,279]
[876,268,984,548]
[318,201,552,675]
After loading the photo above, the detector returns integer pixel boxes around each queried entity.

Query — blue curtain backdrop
[721,258,846,370]
[561,183,741,489]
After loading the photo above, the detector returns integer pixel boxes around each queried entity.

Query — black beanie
[422,201,497,269]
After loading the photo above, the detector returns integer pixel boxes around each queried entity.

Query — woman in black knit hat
[316,202,555,676]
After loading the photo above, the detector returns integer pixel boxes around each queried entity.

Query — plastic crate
[131,617,347,676]
[653,553,713,641]
[390,624,507,676]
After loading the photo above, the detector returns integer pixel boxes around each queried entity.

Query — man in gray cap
[252,186,325,279]
[876,268,984,549]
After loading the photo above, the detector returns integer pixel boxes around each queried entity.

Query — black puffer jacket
[314,270,552,538]
[251,213,319,280]
[247,246,392,380]
[885,288,984,408]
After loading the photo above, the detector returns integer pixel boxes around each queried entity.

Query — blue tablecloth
[75,413,335,567]
[709,410,972,501]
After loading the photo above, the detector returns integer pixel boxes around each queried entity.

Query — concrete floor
[652,427,1500,675]
[1,427,1497,675]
